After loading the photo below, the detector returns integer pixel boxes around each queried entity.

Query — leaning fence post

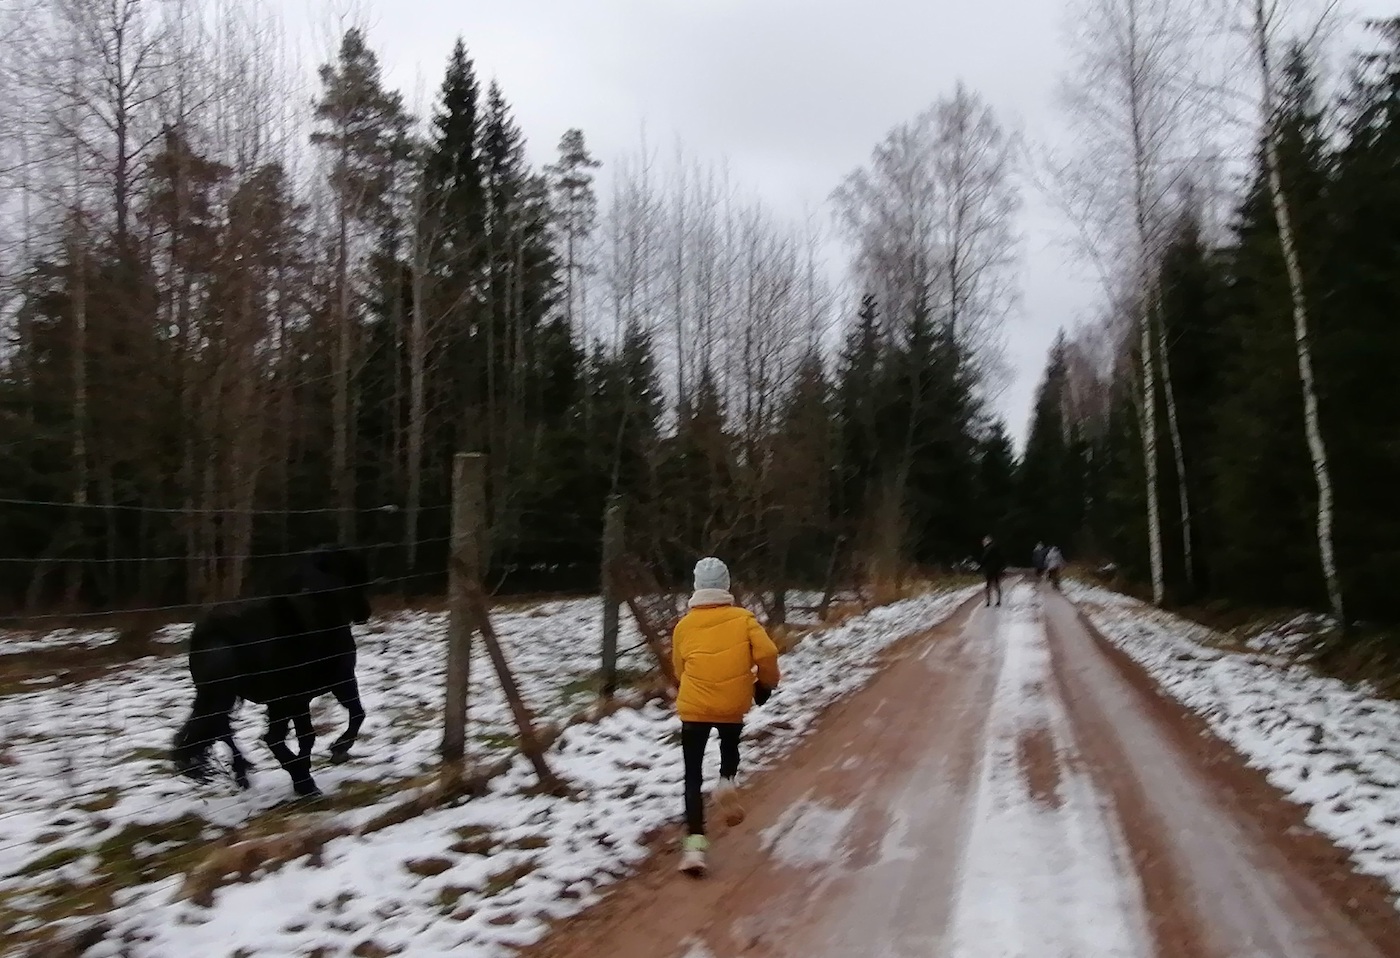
[769,506,791,629]
[600,496,624,699]
[818,534,846,621]
[441,452,485,764]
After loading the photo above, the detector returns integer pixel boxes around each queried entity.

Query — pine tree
[311,28,411,543]
[546,129,602,332]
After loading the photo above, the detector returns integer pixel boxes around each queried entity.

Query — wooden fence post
[466,586,565,794]
[818,534,846,621]
[600,496,623,699]
[441,452,484,764]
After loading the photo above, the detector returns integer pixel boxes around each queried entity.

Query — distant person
[1045,545,1066,591]
[1032,542,1047,583]
[672,556,781,878]
[979,535,1005,607]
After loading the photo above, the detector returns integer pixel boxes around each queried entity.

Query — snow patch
[761,797,858,868]
[947,586,1151,957]
[3,584,977,955]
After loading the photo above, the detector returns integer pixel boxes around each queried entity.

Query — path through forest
[524,581,1400,958]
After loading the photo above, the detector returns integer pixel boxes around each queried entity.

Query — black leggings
[681,721,742,836]
[985,572,1003,604]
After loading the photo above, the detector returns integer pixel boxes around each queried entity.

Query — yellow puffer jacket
[672,602,781,725]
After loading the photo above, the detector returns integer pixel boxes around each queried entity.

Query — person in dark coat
[979,535,1005,607]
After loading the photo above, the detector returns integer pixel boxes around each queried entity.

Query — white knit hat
[693,556,731,592]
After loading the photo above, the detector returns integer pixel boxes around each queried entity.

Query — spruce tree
[773,351,834,581]
[1017,334,1080,557]
[1319,19,1400,620]
[834,294,883,525]
[976,422,1018,555]
[1153,211,1229,596]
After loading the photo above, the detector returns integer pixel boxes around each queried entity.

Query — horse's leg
[328,675,364,763]
[289,705,320,797]
[172,686,234,781]
[217,707,252,790]
[262,701,298,777]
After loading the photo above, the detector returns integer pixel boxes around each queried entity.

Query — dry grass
[178,823,352,908]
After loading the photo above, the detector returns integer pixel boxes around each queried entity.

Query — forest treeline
[4,0,1392,633]
[1029,18,1400,629]
[0,4,1027,612]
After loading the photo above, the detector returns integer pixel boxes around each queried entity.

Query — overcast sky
[297,0,1388,447]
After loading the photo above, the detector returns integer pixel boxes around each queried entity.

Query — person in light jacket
[1045,545,1066,591]
[671,556,781,878]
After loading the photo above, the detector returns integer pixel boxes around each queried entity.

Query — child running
[671,556,781,878]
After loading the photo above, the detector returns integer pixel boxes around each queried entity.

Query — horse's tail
[171,688,235,778]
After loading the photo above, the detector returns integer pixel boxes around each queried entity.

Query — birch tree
[832,85,1021,387]
[930,83,1021,391]
[1057,0,1207,605]
[1237,0,1345,623]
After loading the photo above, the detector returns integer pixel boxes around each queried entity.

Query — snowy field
[0,597,650,944]
[0,621,193,658]
[1,584,976,956]
[1067,580,1400,900]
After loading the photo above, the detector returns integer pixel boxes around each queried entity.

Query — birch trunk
[406,227,428,574]
[1125,1,1166,606]
[1154,300,1195,590]
[1137,294,1166,605]
[1253,0,1344,623]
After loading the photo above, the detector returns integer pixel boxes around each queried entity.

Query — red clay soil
[1044,595,1400,957]
[522,584,1400,958]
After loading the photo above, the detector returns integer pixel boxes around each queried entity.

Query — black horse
[171,545,372,797]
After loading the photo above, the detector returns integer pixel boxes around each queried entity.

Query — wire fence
[0,492,618,626]
[0,486,850,949]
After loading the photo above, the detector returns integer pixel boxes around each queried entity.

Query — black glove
[754,681,772,707]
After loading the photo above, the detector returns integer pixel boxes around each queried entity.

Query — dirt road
[525,582,1400,958]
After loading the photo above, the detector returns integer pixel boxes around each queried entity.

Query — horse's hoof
[234,771,251,790]
[174,758,209,782]
[293,781,322,799]
[329,749,351,765]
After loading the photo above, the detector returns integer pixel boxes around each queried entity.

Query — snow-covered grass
[0,597,650,943]
[3,583,978,955]
[0,621,193,658]
[1241,612,1334,659]
[1066,580,1400,900]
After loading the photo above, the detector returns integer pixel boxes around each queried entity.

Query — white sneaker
[715,777,746,827]
[678,835,708,877]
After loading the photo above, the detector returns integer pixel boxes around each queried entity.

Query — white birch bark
[1251,0,1344,622]
[1154,298,1195,589]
